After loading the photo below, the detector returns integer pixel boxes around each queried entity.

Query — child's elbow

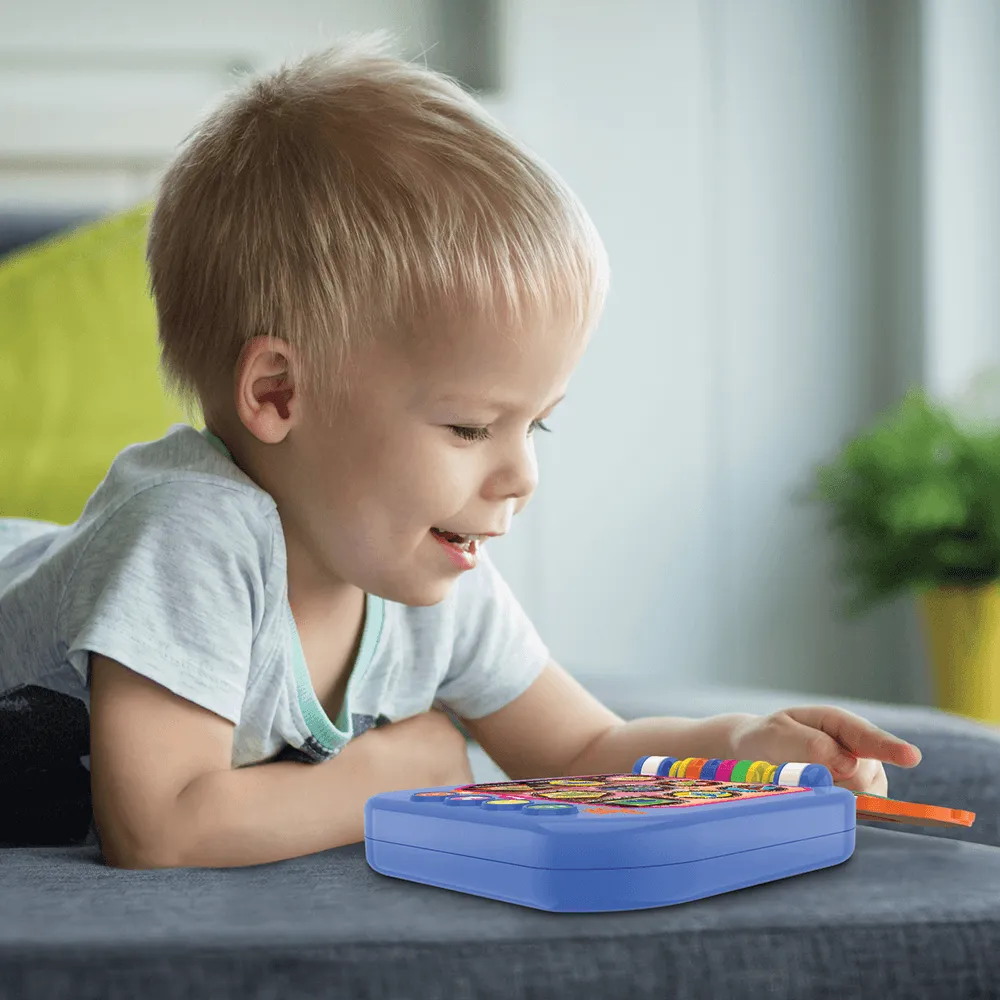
[97,826,185,870]
[103,847,182,870]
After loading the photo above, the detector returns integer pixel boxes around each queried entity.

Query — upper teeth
[438,529,488,542]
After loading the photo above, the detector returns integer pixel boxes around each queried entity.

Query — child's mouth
[430,527,482,554]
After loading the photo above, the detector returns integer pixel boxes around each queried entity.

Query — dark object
[0,211,94,261]
[0,685,92,846]
[429,0,502,93]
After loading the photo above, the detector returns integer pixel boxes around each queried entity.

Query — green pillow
[0,207,192,524]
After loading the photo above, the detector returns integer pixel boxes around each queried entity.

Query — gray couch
[3,215,1000,998]
[3,684,1000,1000]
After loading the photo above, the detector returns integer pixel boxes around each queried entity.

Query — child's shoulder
[82,424,279,543]
[109,424,270,500]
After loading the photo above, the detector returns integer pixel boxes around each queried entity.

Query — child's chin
[399,580,456,608]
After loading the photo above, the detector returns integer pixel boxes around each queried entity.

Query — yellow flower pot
[918,584,1000,724]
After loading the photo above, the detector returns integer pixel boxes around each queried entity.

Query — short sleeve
[435,548,550,720]
[59,482,271,725]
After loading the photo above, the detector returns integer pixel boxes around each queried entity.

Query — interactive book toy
[364,755,975,912]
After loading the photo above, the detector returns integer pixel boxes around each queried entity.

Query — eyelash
[448,420,552,442]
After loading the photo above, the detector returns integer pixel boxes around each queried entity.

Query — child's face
[281,319,588,607]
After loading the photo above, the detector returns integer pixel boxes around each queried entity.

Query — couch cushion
[1,829,998,1000]
[0,207,189,524]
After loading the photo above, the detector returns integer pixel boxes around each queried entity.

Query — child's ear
[235,336,300,444]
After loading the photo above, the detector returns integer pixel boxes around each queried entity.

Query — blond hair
[148,34,609,421]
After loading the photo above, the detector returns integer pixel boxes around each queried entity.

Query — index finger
[784,705,922,768]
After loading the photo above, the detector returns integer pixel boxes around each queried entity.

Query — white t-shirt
[0,424,549,768]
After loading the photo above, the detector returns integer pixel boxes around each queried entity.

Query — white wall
[705,0,914,702]
[3,1,995,706]
[923,0,1000,400]
[0,0,434,207]
[484,0,932,705]
[480,0,720,700]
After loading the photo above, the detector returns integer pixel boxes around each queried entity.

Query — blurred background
[1,0,998,712]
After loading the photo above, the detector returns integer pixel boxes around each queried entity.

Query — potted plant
[805,384,1000,724]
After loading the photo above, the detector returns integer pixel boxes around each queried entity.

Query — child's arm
[567,705,921,795]
[459,660,731,779]
[460,661,920,795]
[89,654,472,868]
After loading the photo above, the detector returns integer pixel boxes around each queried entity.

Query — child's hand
[728,706,922,796]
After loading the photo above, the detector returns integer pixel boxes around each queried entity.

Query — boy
[0,37,920,868]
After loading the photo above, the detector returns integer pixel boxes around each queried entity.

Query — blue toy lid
[366,779,855,870]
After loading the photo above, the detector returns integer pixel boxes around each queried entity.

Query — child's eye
[449,425,492,442]
[447,420,552,442]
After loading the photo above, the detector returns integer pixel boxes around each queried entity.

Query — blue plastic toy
[364,755,857,912]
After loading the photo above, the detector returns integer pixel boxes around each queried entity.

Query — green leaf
[805,387,1000,614]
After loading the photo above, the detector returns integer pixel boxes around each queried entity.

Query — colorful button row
[632,756,832,788]
[410,791,578,815]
